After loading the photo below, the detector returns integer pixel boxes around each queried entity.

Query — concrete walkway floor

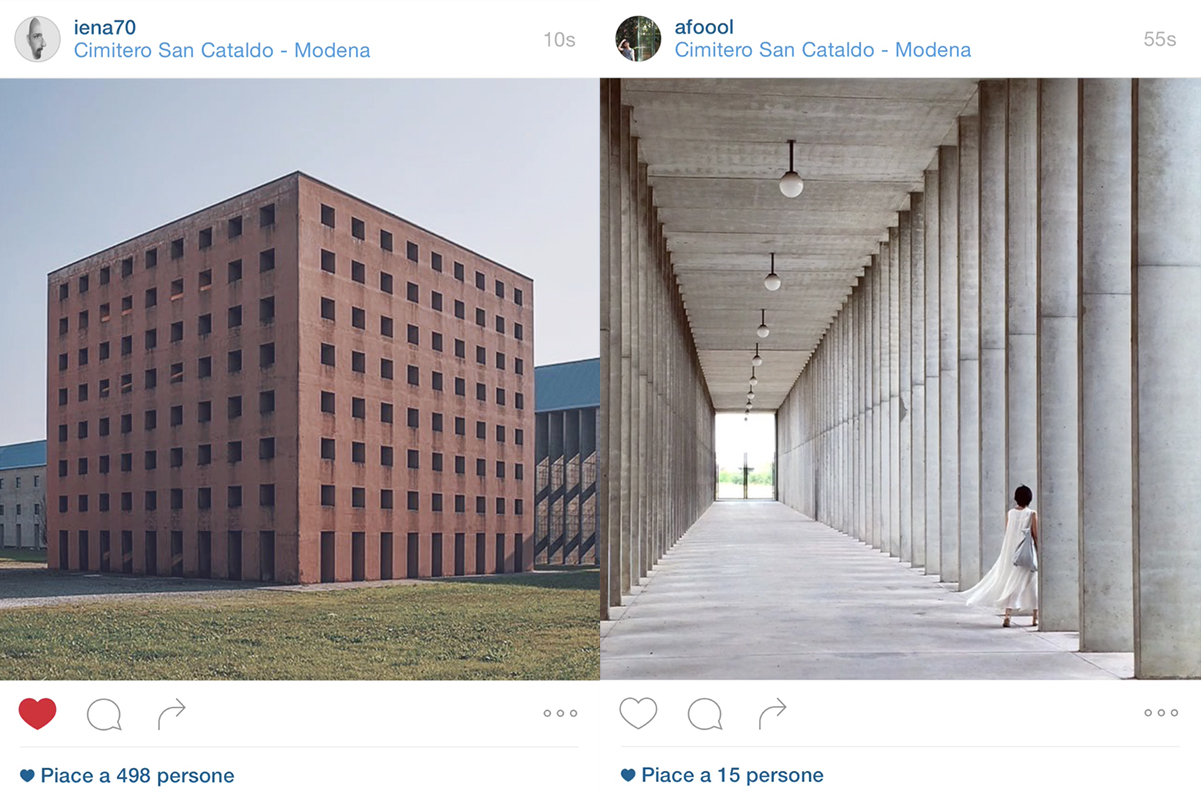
[601,501,1133,680]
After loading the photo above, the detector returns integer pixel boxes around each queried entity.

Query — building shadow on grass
[0,566,268,605]
[448,567,598,591]
[0,560,598,606]
[0,548,48,564]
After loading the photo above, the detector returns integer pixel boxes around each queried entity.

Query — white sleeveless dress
[961,507,1037,611]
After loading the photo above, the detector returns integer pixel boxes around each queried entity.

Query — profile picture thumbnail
[615,16,661,62]
[14,16,60,62]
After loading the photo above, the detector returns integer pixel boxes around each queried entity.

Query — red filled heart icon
[19,698,56,730]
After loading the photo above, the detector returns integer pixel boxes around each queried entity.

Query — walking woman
[961,485,1038,627]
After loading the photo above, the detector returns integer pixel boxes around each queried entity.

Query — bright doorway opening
[715,412,776,500]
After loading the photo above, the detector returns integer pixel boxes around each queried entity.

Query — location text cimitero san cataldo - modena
[72,41,371,58]
[672,20,970,58]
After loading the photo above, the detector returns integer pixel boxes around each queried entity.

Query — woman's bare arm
[1031,511,1038,546]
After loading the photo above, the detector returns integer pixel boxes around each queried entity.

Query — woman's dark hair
[1014,485,1033,507]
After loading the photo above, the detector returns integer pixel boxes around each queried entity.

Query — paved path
[601,501,1132,680]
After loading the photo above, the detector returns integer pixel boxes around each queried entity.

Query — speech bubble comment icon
[87,699,122,731]
[687,698,723,731]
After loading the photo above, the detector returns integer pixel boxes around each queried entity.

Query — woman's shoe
[1002,616,1011,628]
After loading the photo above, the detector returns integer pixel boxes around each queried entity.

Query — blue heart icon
[21,769,35,783]
[621,768,636,782]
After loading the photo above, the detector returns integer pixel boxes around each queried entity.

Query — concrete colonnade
[777,79,1201,678]
[599,80,715,619]
[533,406,598,566]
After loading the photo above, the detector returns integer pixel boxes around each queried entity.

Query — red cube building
[47,173,534,583]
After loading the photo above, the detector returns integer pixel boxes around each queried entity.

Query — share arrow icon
[758,698,786,730]
[158,699,186,731]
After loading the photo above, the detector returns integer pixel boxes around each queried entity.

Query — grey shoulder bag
[1012,514,1037,572]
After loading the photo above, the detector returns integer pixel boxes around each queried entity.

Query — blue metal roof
[0,440,47,470]
[535,358,600,413]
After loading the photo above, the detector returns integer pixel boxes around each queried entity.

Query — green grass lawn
[0,570,599,680]
[0,547,47,564]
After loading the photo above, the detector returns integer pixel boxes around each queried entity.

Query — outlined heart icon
[619,697,657,729]
[19,698,56,730]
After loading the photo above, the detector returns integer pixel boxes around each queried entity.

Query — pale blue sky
[0,79,598,444]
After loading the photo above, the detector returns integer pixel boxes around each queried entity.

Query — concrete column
[821,324,831,516]
[868,257,878,549]
[653,225,662,559]
[619,105,634,598]
[845,308,852,529]
[821,321,831,516]
[873,252,884,550]
[1007,79,1039,535]
[831,310,839,519]
[978,80,1009,568]
[849,289,858,534]
[1133,79,1201,678]
[888,228,901,558]
[878,245,887,552]
[844,307,852,530]
[854,290,863,537]
[828,314,836,516]
[832,314,840,527]
[599,80,610,603]
[864,278,872,543]
[827,324,834,523]
[1079,79,1134,652]
[849,286,857,537]
[651,226,663,565]
[633,155,647,584]
[939,145,960,583]
[882,239,894,555]
[599,79,622,615]
[909,192,927,570]
[864,276,874,542]
[869,253,879,542]
[923,168,941,574]
[957,116,983,587]
[881,242,888,553]
[823,324,830,521]
[841,307,850,531]
[824,322,831,522]
[898,212,913,563]
[598,80,611,609]
[840,303,846,528]
[859,280,869,542]
[1036,79,1082,632]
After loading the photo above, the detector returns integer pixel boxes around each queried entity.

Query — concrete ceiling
[624,79,979,412]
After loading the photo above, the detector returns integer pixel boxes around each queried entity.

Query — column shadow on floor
[600,501,1133,680]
